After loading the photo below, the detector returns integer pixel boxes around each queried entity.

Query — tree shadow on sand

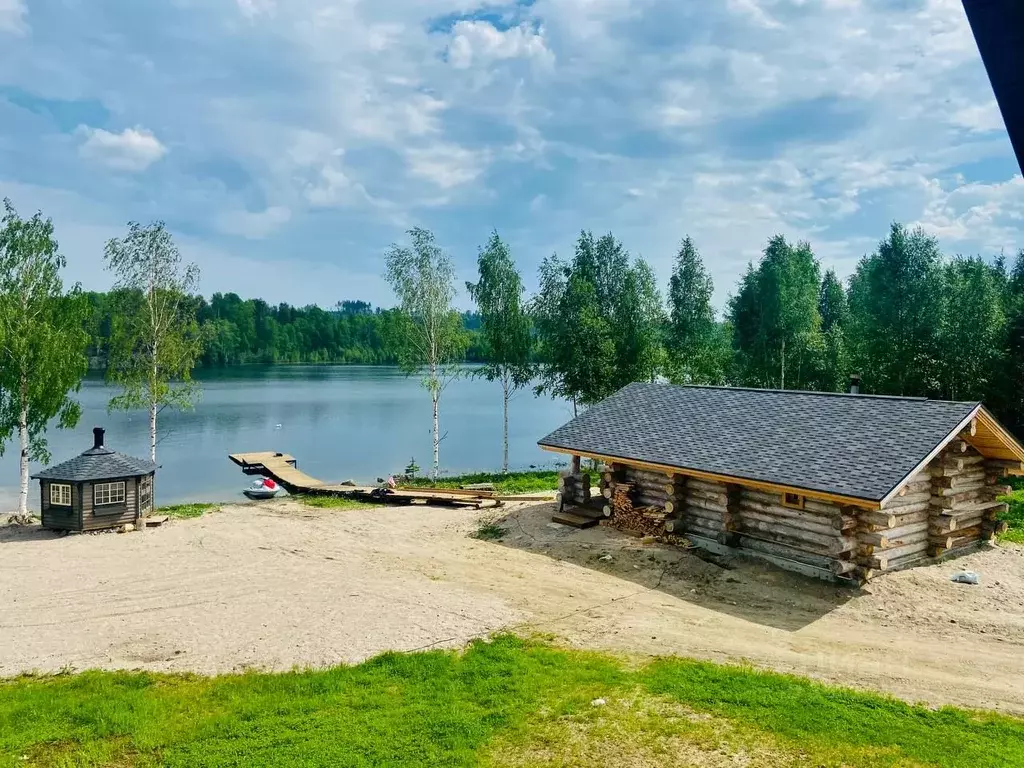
[487,502,860,632]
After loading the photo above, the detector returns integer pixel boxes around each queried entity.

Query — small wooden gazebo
[32,427,157,532]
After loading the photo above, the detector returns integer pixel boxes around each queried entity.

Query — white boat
[244,477,280,499]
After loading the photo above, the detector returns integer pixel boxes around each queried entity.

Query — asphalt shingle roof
[32,445,157,482]
[538,383,981,501]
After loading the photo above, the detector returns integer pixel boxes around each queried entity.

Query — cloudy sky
[0,0,1020,311]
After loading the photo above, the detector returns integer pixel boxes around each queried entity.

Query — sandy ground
[2,499,1024,714]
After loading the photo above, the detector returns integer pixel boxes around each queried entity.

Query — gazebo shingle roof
[32,444,156,483]
[538,382,981,502]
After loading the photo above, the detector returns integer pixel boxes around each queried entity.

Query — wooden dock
[228,452,500,508]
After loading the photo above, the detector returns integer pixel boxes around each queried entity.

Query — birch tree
[104,222,202,463]
[384,228,467,479]
[0,199,89,523]
[667,236,718,384]
[466,232,533,474]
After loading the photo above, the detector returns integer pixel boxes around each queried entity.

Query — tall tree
[104,221,203,462]
[0,199,89,523]
[666,236,718,384]
[729,235,822,389]
[612,258,665,387]
[466,231,534,474]
[847,223,945,396]
[990,250,1024,437]
[384,227,468,479]
[817,268,850,392]
[939,257,1004,401]
[533,254,616,411]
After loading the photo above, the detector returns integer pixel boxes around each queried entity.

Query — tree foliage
[729,235,822,389]
[384,227,468,479]
[0,199,89,520]
[666,236,722,384]
[466,231,533,473]
[847,223,944,396]
[104,221,203,462]
[817,269,850,392]
[939,257,1004,401]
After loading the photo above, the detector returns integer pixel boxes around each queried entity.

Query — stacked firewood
[927,441,1010,557]
[736,489,858,577]
[557,470,591,506]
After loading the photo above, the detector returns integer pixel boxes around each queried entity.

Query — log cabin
[32,427,157,532]
[538,382,1024,583]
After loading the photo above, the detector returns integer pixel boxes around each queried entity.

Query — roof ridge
[649,381,978,405]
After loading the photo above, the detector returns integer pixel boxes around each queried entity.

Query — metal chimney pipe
[93,427,105,450]
[849,374,861,395]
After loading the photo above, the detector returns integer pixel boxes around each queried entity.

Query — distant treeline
[82,293,486,368]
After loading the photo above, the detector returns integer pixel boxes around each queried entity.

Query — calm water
[0,366,574,510]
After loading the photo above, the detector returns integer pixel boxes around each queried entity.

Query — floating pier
[228,452,501,509]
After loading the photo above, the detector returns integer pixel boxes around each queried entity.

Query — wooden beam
[539,445,880,510]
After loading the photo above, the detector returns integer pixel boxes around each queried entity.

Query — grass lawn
[403,469,561,495]
[998,488,1024,544]
[2,636,1022,768]
[157,503,220,519]
[299,495,374,510]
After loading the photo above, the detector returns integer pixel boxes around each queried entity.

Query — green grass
[474,522,507,541]
[2,635,1023,768]
[997,488,1024,544]
[299,495,373,510]
[403,469,561,495]
[158,503,219,519]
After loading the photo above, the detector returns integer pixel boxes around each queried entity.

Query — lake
[0,366,576,510]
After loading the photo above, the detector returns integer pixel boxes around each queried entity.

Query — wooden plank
[551,512,600,528]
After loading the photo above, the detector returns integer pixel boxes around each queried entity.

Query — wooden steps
[552,511,600,528]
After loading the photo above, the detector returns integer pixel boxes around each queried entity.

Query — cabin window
[49,483,71,507]
[781,492,804,510]
[94,481,126,506]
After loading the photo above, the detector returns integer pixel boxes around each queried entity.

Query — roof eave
[539,443,882,510]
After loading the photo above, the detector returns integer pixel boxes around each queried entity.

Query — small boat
[244,477,280,500]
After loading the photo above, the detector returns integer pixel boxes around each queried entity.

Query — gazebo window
[49,483,71,507]
[94,481,126,506]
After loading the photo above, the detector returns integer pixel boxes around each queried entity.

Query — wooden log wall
[927,441,1010,557]
[668,477,732,541]
[556,470,592,507]
[857,470,931,576]
[736,489,858,577]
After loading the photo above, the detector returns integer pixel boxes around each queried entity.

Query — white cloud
[950,101,1006,134]
[77,126,168,172]
[446,21,553,69]
[236,0,274,19]
[0,0,27,35]
[727,0,782,29]
[915,175,1024,248]
[216,205,291,239]
[405,144,488,189]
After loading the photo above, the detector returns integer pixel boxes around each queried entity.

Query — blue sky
[0,0,1020,311]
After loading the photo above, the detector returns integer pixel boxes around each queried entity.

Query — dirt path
[2,500,1023,714]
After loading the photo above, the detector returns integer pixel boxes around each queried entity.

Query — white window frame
[50,483,72,507]
[94,481,126,506]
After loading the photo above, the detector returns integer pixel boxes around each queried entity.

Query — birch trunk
[149,400,157,464]
[502,374,510,474]
[432,390,440,480]
[17,371,29,522]
[780,338,786,390]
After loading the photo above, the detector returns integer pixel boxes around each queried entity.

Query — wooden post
[720,484,741,547]
[570,455,581,475]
